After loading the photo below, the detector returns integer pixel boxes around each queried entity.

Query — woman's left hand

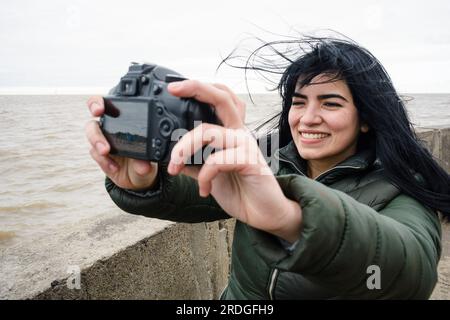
[167,80,302,243]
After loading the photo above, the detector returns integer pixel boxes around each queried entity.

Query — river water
[0,94,449,247]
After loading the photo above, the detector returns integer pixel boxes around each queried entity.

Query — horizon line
[0,87,449,95]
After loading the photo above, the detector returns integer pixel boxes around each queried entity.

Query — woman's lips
[298,131,330,144]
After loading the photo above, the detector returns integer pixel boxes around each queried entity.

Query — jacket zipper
[218,286,227,300]
[313,165,363,181]
[274,151,306,177]
[275,151,362,181]
[270,151,362,298]
[268,268,279,300]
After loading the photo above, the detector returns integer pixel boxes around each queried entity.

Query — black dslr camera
[100,63,219,163]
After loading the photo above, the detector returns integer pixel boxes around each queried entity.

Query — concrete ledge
[35,219,235,299]
[0,210,235,299]
[416,126,450,171]
[416,127,450,300]
[1,126,449,299]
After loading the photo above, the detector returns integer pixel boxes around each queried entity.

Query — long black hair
[219,33,450,220]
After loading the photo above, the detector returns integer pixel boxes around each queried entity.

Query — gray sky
[1,0,450,94]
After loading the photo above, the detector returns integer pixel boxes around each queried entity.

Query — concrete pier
[416,126,450,300]
[0,127,449,300]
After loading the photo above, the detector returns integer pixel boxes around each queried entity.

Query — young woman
[85,37,449,299]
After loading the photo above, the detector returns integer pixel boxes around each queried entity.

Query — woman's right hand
[85,96,158,190]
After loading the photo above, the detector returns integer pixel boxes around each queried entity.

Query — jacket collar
[274,140,377,184]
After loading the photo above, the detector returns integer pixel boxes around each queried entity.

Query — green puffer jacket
[105,141,442,299]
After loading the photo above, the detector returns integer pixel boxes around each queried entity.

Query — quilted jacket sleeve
[105,165,229,223]
[248,174,442,299]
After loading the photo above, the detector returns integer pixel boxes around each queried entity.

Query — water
[0,94,449,247]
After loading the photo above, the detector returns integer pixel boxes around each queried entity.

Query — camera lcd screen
[102,99,148,157]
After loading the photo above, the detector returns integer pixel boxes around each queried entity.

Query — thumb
[129,159,158,189]
[131,159,154,175]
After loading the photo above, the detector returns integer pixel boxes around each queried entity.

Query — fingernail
[170,154,181,166]
[91,103,100,113]
[96,142,106,153]
[167,162,173,174]
[199,189,208,198]
[109,163,118,173]
[168,82,181,90]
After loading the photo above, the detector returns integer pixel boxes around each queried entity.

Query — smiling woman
[289,75,369,178]
[86,34,450,299]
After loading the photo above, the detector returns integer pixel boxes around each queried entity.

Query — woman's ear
[361,123,369,133]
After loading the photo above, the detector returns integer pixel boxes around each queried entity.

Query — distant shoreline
[1,91,450,96]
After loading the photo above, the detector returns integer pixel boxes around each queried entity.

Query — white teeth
[301,132,329,139]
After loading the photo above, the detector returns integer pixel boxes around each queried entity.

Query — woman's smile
[298,130,331,144]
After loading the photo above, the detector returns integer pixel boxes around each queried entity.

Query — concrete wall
[1,126,449,300]
[1,214,235,300]
[33,219,235,300]
[417,127,450,300]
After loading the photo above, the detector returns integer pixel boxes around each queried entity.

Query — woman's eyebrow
[293,92,348,102]
[318,94,348,102]
[293,93,307,99]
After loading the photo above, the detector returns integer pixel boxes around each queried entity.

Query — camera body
[100,63,219,163]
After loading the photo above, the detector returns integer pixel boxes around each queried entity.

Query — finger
[212,83,246,122]
[197,148,248,197]
[87,96,105,117]
[167,80,243,128]
[85,120,110,156]
[168,124,251,175]
[89,147,119,176]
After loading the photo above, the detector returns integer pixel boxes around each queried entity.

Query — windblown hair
[219,33,450,220]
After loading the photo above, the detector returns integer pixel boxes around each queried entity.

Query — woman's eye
[323,102,342,108]
[292,101,305,107]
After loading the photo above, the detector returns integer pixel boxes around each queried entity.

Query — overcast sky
[1,0,450,94]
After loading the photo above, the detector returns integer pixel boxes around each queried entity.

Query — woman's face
[288,74,368,171]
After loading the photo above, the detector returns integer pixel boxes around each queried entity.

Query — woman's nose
[300,104,322,126]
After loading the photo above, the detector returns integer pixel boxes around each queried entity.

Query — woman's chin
[294,141,327,160]
[296,146,327,160]
[298,151,325,161]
